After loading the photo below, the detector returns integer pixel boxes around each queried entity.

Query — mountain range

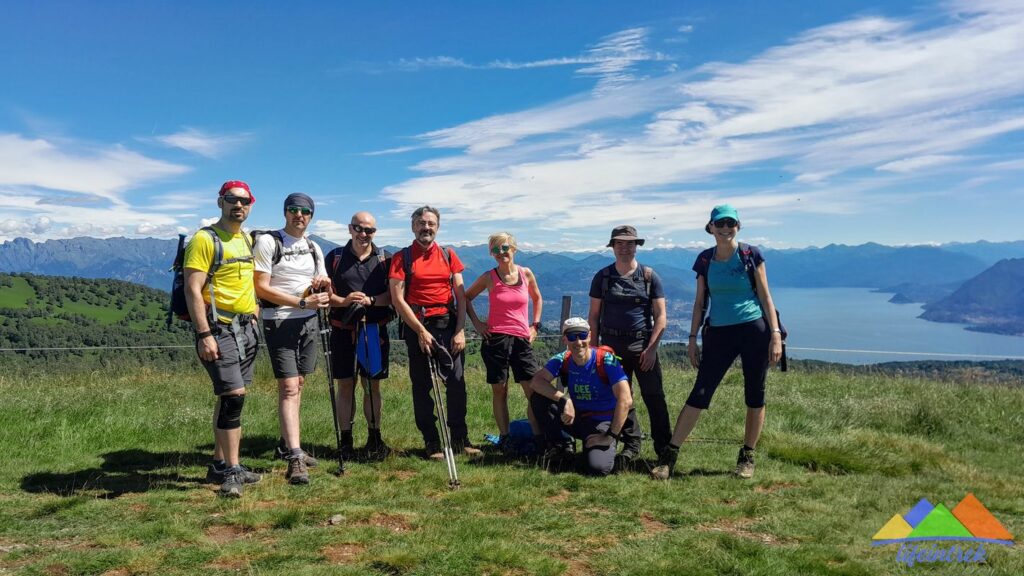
[1,235,1022,336]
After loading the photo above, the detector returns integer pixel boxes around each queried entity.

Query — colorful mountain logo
[873,493,1014,546]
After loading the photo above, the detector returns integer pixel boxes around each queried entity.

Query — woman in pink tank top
[466,232,544,452]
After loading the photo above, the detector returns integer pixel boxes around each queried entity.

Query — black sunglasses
[565,331,589,342]
[713,218,738,228]
[490,244,512,255]
[352,223,377,235]
[286,206,312,216]
[222,195,252,206]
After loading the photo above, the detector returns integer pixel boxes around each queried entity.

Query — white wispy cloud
[149,127,252,158]
[380,4,1024,243]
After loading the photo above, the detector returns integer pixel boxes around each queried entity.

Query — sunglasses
[490,244,512,255]
[351,223,377,235]
[713,218,738,228]
[565,331,589,342]
[222,195,252,206]
[286,206,312,216]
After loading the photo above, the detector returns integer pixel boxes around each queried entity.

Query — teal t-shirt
[707,250,763,327]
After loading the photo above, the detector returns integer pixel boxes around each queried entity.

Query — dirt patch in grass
[546,490,571,504]
[44,564,70,576]
[383,470,417,481]
[323,543,366,564]
[559,556,594,576]
[207,555,252,571]
[754,482,800,494]
[0,539,27,554]
[205,524,255,544]
[697,518,794,546]
[639,513,671,536]
[100,569,131,576]
[364,513,414,532]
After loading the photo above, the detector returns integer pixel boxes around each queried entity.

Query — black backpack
[250,230,319,308]
[596,263,654,336]
[167,227,253,328]
[693,243,788,371]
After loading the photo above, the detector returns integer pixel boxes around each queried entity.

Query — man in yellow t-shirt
[183,180,260,498]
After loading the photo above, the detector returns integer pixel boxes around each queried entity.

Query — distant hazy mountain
[919,258,1024,336]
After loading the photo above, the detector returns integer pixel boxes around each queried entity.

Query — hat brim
[607,236,645,247]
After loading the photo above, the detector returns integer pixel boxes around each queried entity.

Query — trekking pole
[317,306,346,475]
[427,345,460,489]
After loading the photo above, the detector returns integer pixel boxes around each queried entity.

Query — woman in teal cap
[652,204,783,480]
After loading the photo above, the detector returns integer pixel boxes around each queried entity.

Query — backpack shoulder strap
[558,350,571,388]
[595,347,608,384]
[201,227,223,278]
[305,237,320,270]
[738,242,759,294]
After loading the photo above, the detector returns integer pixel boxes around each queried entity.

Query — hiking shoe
[650,445,679,481]
[218,468,248,498]
[206,463,262,485]
[425,442,444,461]
[541,443,575,471]
[735,447,756,479]
[274,444,319,468]
[614,447,640,472]
[363,433,391,459]
[454,438,483,458]
[285,456,310,485]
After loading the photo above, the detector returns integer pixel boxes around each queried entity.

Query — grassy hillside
[0,358,1021,575]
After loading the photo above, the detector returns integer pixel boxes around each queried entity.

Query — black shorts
[480,333,537,384]
[330,324,391,380]
[200,321,259,396]
[686,317,770,410]
[263,315,319,378]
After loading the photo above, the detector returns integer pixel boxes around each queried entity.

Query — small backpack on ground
[250,230,319,308]
[167,227,253,328]
[694,242,788,371]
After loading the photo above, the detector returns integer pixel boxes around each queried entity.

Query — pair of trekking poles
[315,305,460,489]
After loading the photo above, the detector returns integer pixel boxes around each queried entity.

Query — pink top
[487,266,531,338]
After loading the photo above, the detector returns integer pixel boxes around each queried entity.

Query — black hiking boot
[363,429,391,459]
[339,431,356,461]
[424,441,444,461]
[541,443,575,472]
[615,445,641,472]
[453,438,483,459]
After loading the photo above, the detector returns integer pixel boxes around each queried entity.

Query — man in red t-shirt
[389,205,481,459]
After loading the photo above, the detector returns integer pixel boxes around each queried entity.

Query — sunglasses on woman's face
[490,244,512,255]
[286,206,312,216]
[565,331,589,342]
[351,224,377,235]
[713,218,738,228]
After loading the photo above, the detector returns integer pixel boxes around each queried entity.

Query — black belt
[601,328,649,339]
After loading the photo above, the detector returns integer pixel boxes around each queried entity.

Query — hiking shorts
[480,333,537,384]
[200,320,259,396]
[330,324,391,380]
[263,315,319,379]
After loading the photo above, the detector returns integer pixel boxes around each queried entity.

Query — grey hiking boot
[206,463,262,485]
[650,445,679,480]
[275,441,319,467]
[454,438,483,459]
[735,446,756,479]
[285,456,310,485]
[425,441,444,461]
[218,468,249,498]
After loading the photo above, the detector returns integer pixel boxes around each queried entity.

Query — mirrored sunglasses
[565,331,589,342]
[713,218,738,228]
[222,195,252,206]
[490,244,512,255]
[352,223,377,235]
[286,206,312,216]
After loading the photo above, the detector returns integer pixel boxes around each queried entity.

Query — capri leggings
[685,316,769,409]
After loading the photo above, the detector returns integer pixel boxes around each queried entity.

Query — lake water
[769,287,1023,364]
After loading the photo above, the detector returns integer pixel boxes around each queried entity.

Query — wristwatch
[531,321,541,330]
[606,428,622,441]
[298,298,307,309]
[369,295,376,306]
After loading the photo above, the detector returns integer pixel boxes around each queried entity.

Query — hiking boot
[206,463,262,485]
[541,443,575,471]
[339,431,356,461]
[425,441,444,461]
[650,445,679,481]
[285,456,310,485]
[275,442,319,467]
[364,430,391,459]
[454,438,483,458]
[218,468,249,498]
[615,446,640,472]
[735,446,756,479]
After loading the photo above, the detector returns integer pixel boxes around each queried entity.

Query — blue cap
[710,204,739,222]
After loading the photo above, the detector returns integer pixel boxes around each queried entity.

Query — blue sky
[1,0,1022,250]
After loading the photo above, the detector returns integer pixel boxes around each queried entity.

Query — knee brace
[217,394,245,430]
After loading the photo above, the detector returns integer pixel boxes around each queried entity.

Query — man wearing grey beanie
[253,192,330,485]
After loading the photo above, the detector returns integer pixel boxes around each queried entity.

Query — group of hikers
[183,180,783,498]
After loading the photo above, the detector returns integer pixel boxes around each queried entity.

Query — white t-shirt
[254,229,327,320]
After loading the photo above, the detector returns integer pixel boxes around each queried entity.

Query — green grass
[0,276,34,309]
[0,359,1022,575]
